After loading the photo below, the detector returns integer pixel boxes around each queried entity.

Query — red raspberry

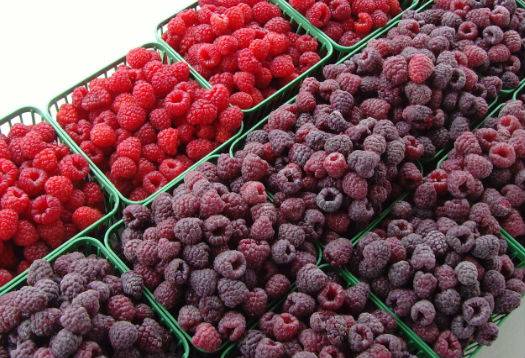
[0,209,18,241]
[126,47,153,69]
[111,157,137,179]
[81,87,112,112]
[186,139,214,161]
[237,48,262,74]
[32,148,58,174]
[408,54,434,84]
[34,123,56,143]
[116,137,141,162]
[1,187,30,214]
[31,195,61,225]
[107,70,133,95]
[371,10,389,27]
[299,51,321,71]
[464,45,488,67]
[205,85,230,112]
[80,141,104,166]
[20,131,46,160]
[90,123,116,148]
[18,168,47,197]
[165,89,191,117]
[65,189,86,212]
[157,128,180,155]
[192,322,222,352]
[210,72,235,90]
[117,103,146,132]
[197,125,216,140]
[39,220,66,248]
[151,65,179,97]
[289,0,315,13]
[0,269,13,287]
[271,55,295,78]
[197,44,222,69]
[266,32,291,56]
[187,99,218,126]
[233,72,256,92]
[229,92,253,109]
[83,182,104,206]
[159,158,188,180]
[172,62,190,82]
[252,1,281,25]
[225,6,245,30]
[219,106,243,132]
[71,86,88,108]
[142,171,167,194]
[142,144,166,164]
[59,154,89,182]
[306,2,331,28]
[112,93,138,113]
[249,39,270,62]
[354,12,374,36]
[9,123,30,139]
[72,206,103,230]
[178,124,195,145]
[0,159,18,195]
[45,176,73,203]
[148,108,170,131]
[132,80,156,110]
[57,104,80,126]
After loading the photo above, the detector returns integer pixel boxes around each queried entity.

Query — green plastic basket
[156,0,334,122]
[349,204,525,358]
[105,217,322,354]
[0,236,190,358]
[221,264,434,358]
[281,0,419,60]
[47,42,244,207]
[512,80,525,100]
[0,107,119,293]
[103,154,322,354]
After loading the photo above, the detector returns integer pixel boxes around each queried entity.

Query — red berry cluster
[0,122,105,284]
[289,0,401,46]
[161,0,322,110]
[55,47,243,201]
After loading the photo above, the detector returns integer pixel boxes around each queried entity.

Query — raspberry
[108,294,136,321]
[296,263,328,294]
[433,331,462,358]
[264,273,290,300]
[71,206,102,230]
[494,289,521,314]
[109,320,139,350]
[59,305,91,335]
[59,154,89,182]
[186,139,214,161]
[192,322,222,352]
[127,47,154,68]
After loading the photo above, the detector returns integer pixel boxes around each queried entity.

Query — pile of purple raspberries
[0,254,182,357]
[112,0,525,356]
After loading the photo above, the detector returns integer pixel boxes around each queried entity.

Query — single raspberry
[17,167,47,197]
[109,320,139,350]
[408,54,434,84]
[186,139,214,161]
[59,154,89,182]
[1,187,30,215]
[108,294,136,321]
[126,47,154,68]
[71,206,103,230]
[192,322,222,352]
[43,175,73,203]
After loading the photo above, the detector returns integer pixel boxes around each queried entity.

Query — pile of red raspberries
[55,48,243,201]
[162,0,323,109]
[0,122,104,285]
[289,0,402,46]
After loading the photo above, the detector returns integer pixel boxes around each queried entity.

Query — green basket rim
[0,236,190,358]
[280,0,419,55]
[512,80,525,100]
[46,42,244,207]
[0,106,119,293]
[155,0,334,116]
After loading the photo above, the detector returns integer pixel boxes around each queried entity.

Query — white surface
[0,1,523,357]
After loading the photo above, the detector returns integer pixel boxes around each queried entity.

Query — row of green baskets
[1,0,525,355]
